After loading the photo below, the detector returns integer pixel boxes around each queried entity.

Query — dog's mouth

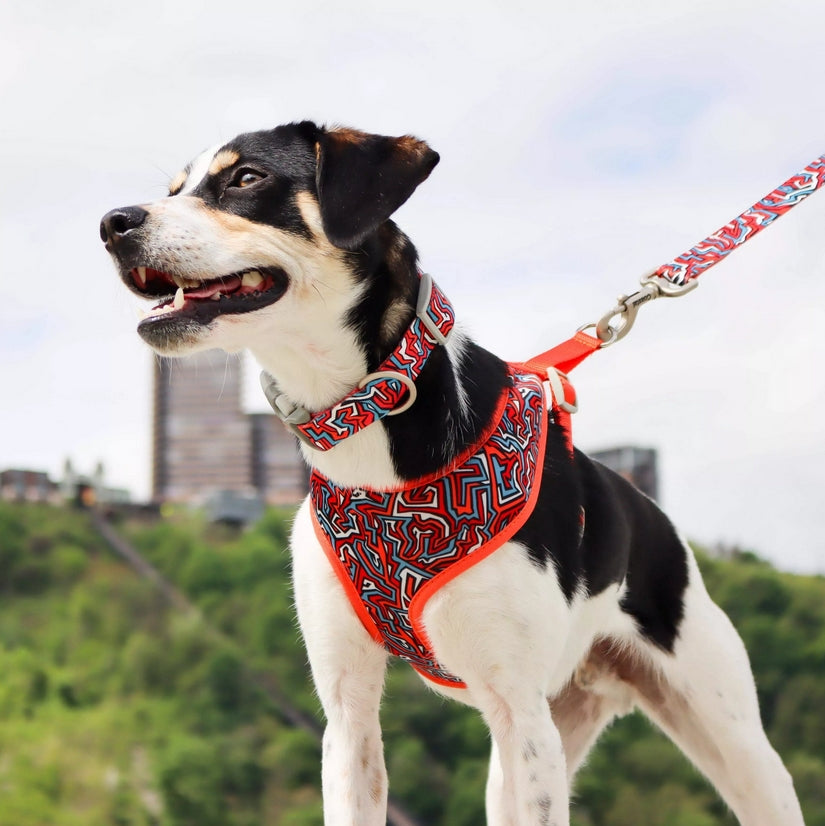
[130,265,289,328]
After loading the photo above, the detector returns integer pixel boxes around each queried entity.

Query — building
[250,413,310,504]
[152,352,252,501]
[152,351,307,504]
[590,446,659,501]
[61,459,132,507]
[0,469,60,504]
[0,462,130,507]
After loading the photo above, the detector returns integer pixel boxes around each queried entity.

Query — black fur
[336,218,689,650]
[316,129,440,249]
[513,438,689,650]
[188,125,319,240]
[102,121,690,650]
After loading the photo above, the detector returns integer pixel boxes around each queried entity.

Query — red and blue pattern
[310,367,547,687]
[657,155,825,286]
[295,276,455,450]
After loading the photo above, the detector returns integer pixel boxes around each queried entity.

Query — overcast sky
[2,0,825,573]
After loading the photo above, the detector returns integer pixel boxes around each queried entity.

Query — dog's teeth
[135,267,147,287]
[172,274,186,288]
[211,292,221,300]
[173,287,185,310]
[242,270,264,288]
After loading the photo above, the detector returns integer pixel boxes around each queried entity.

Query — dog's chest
[310,367,547,687]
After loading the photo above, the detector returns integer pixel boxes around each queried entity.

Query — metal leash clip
[580,270,698,347]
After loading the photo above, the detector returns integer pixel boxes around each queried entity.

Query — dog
[101,121,805,826]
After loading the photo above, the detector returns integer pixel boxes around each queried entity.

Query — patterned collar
[260,272,455,451]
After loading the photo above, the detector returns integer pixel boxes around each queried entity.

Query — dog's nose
[99,206,149,244]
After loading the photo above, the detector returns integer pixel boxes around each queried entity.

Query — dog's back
[102,122,805,826]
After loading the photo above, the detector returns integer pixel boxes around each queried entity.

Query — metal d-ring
[358,371,418,415]
[577,321,619,348]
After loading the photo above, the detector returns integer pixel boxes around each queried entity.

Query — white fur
[180,144,223,194]
[291,504,805,826]
[129,177,804,826]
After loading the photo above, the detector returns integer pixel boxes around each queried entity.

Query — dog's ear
[315,128,439,249]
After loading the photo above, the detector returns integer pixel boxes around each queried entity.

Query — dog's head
[100,122,439,357]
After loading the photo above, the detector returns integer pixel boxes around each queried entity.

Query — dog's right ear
[315,127,439,250]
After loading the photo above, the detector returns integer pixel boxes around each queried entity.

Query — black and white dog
[101,122,804,826]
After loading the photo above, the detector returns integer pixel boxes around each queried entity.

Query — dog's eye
[230,169,266,188]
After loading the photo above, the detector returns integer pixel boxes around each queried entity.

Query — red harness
[265,152,825,684]
[263,275,601,686]
[311,366,547,687]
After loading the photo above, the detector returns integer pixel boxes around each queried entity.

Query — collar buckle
[260,272,455,450]
[416,271,451,346]
[260,372,310,424]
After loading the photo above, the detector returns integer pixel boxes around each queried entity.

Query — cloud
[2,0,824,572]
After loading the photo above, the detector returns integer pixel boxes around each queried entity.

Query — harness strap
[518,330,602,454]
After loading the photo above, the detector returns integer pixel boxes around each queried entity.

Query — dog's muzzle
[100,205,149,254]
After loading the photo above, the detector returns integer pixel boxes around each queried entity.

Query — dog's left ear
[315,128,439,249]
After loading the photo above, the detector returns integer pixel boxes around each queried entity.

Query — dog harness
[311,366,547,687]
[262,274,594,687]
[268,153,825,685]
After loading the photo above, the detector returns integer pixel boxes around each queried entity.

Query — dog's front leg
[424,541,573,826]
[481,686,569,826]
[291,501,389,826]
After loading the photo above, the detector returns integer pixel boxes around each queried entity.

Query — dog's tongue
[186,274,242,299]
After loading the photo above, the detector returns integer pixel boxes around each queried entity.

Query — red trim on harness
[406,404,547,687]
[312,509,386,648]
[522,330,602,376]
[516,330,601,454]
[310,368,547,688]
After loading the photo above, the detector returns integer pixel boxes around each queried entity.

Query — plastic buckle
[260,372,311,424]
[544,367,578,414]
[273,394,311,425]
[416,272,450,346]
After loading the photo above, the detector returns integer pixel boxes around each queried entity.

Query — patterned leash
[525,153,825,422]
[585,153,825,346]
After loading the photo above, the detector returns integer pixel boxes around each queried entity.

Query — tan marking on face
[188,199,347,287]
[208,149,240,176]
[168,170,188,196]
[295,191,325,239]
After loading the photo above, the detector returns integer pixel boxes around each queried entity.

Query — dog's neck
[249,225,510,489]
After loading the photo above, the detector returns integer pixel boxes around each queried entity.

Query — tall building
[152,351,307,504]
[590,446,659,501]
[250,414,310,505]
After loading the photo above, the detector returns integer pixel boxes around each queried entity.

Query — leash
[527,153,825,435]
[263,154,825,456]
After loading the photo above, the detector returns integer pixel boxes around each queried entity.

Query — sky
[2,0,825,573]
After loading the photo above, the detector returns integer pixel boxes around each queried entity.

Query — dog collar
[260,272,455,451]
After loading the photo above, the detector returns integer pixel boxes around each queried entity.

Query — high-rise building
[250,413,310,504]
[152,351,307,504]
[590,446,659,501]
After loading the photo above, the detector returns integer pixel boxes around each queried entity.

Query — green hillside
[0,500,823,825]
